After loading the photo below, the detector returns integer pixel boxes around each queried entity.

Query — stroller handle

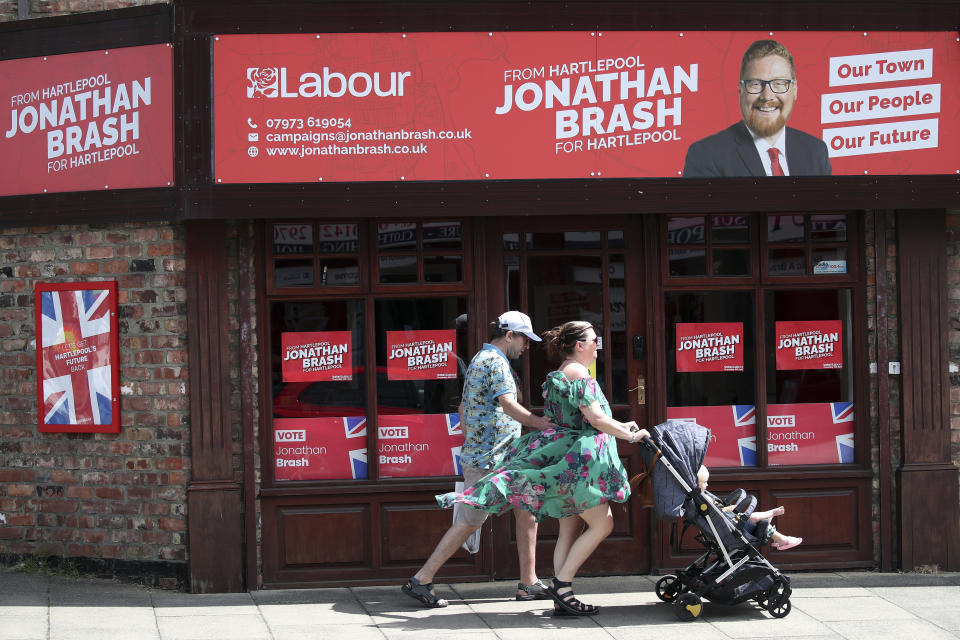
[641,435,656,448]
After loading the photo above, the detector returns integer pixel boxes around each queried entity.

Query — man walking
[402,311,556,608]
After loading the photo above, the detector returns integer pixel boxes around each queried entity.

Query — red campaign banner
[775,320,844,370]
[212,32,960,183]
[667,406,757,468]
[35,282,120,434]
[386,329,458,380]
[273,416,368,481]
[281,331,352,381]
[767,402,855,465]
[1,44,174,196]
[377,413,464,478]
[676,322,744,372]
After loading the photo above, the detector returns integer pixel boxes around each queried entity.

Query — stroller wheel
[673,593,703,622]
[768,597,791,618]
[655,575,682,602]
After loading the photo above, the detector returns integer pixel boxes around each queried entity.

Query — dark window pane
[504,256,521,310]
[273,223,313,254]
[379,256,417,283]
[667,216,705,245]
[424,256,463,282]
[812,247,848,275]
[423,222,462,249]
[529,231,601,249]
[664,291,756,407]
[377,223,417,251]
[769,248,805,276]
[317,223,358,253]
[319,258,359,286]
[713,248,750,276]
[811,214,847,242]
[711,215,750,244]
[608,230,624,249]
[274,259,314,287]
[610,255,628,405]
[768,215,805,242]
[503,233,523,251]
[669,248,707,276]
[527,255,605,396]
[374,297,468,415]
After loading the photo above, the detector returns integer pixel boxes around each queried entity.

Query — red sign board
[386,330,458,380]
[667,406,757,468]
[212,32,960,183]
[676,322,744,372]
[35,282,120,433]
[1,44,174,196]
[273,416,368,481]
[281,331,352,381]
[775,320,843,370]
[377,413,464,478]
[767,402,855,465]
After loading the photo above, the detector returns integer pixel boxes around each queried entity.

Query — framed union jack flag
[35,282,120,434]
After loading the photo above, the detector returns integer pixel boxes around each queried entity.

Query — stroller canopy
[648,420,711,520]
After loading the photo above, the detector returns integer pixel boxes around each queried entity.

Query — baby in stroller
[697,465,803,551]
[642,420,794,621]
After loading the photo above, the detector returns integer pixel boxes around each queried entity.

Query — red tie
[768,147,785,176]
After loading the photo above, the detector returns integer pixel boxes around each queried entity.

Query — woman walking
[438,320,650,615]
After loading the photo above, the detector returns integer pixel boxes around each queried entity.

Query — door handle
[631,376,646,405]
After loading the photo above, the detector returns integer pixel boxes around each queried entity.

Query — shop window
[664,212,859,469]
[270,299,368,481]
[375,297,468,479]
[767,213,849,277]
[765,289,854,465]
[666,215,752,278]
[376,221,464,285]
[269,222,361,290]
[666,291,758,468]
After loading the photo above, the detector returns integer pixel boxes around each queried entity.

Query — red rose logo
[247,67,278,98]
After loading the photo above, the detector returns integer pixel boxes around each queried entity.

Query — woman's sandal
[401,576,449,608]
[546,578,599,616]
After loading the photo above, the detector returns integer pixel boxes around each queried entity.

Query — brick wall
[0,0,167,21]
[0,221,190,588]
[947,211,960,508]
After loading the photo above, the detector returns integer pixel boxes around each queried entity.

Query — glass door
[486,216,649,577]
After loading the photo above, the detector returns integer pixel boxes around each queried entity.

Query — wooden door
[484,216,650,578]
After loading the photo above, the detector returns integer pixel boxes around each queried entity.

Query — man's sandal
[401,577,449,608]
[516,580,549,601]
[546,578,599,616]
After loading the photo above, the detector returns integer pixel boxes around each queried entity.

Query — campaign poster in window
[386,329,458,380]
[775,320,843,370]
[666,405,757,468]
[767,402,854,465]
[35,282,120,434]
[273,416,368,481]
[281,331,352,382]
[676,322,744,372]
[377,413,464,478]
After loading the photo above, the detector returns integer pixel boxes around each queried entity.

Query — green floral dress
[437,372,631,521]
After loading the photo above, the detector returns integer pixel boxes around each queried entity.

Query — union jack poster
[377,413,465,478]
[273,416,368,481]
[35,282,120,433]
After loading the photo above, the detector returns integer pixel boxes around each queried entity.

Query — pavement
[1,567,959,640]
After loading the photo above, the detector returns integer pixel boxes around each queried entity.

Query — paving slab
[790,594,917,621]
[825,617,958,640]
[155,613,271,640]
[0,615,46,640]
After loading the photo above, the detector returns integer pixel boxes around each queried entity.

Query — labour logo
[247,67,279,98]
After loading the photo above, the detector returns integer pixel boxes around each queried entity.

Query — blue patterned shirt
[459,343,520,470]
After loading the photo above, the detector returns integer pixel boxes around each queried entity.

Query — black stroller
[639,420,792,621]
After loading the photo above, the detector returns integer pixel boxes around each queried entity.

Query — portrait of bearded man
[682,39,832,178]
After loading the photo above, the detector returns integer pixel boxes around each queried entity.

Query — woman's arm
[579,401,649,443]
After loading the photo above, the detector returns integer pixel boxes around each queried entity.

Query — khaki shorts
[455,464,493,527]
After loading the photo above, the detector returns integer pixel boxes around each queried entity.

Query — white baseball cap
[498,311,541,342]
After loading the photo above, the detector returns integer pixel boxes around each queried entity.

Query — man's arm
[497,392,556,430]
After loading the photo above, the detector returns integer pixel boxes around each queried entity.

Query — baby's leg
[749,505,785,522]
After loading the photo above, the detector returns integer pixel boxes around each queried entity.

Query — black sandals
[546,577,599,616]
[401,576,449,608]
